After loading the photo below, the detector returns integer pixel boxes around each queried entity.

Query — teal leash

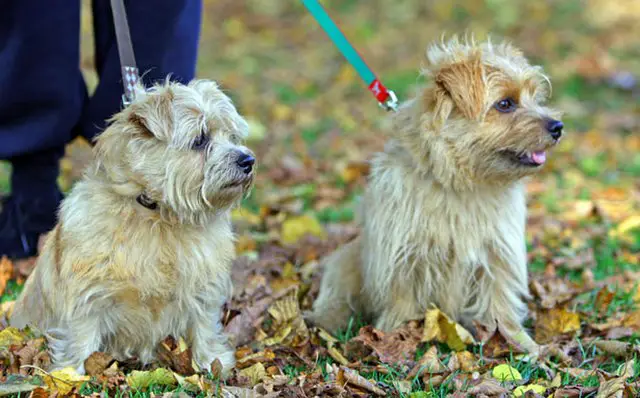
[301,0,398,112]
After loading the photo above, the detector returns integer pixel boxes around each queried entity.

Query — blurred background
[1,0,638,270]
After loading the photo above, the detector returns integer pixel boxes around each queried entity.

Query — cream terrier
[309,37,563,348]
[11,80,255,376]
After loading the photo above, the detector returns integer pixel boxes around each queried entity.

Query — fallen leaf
[41,367,91,395]
[451,350,479,372]
[613,215,640,238]
[423,307,476,351]
[0,327,26,349]
[0,256,13,297]
[236,349,276,369]
[467,379,509,395]
[595,359,634,397]
[238,362,267,386]
[407,345,445,379]
[534,307,581,344]
[126,368,176,391]
[262,290,309,347]
[156,336,195,375]
[337,366,385,396]
[84,352,114,376]
[27,387,48,398]
[492,364,522,381]
[594,340,631,357]
[281,214,326,245]
[514,384,547,397]
[478,323,526,358]
[352,322,422,365]
[225,297,273,347]
[0,382,38,396]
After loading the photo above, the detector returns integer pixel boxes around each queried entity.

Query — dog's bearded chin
[221,174,253,190]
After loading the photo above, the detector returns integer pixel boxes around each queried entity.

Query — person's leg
[82,0,202,141]
[0,1,86,259]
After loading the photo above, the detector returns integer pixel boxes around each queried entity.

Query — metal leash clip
[380,90,399,112]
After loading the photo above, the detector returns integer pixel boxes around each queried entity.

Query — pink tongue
[531,151,547,164]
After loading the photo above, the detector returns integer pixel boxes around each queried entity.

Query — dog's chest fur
[52,181,235,358]
[361,146,528,320]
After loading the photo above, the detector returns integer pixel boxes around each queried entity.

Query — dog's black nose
[546,119,564,140]
[236,152,255,174]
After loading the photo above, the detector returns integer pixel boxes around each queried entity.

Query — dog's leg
[374,282,422,332]
[190,305,235,376]
[306,237,364,334]
[47,320,103,374]
[482,252,539,353]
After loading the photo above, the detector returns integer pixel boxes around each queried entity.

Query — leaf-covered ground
[1,0,639,396]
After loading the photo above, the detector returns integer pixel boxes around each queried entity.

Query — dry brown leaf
[595,287,615,312]
[478,324,526,358]
[534,307,581,344]
[622,310,640,331]
[554,386,599,397]
[262,290,309,347]
[594,340,631,357]
[352,322,422,365]
[595,359,634,398]
[225,297,273,347]
[84,352,114,376]
[156,336,195,375]
[406,345,445,379]
[27,387,48,398]
[467,379,510,395]
[337,366,385,396]
[0,256,13,297]
[236,349,276,369]
[327,346,349,366]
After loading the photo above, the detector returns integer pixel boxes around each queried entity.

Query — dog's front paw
[194,346,236,377]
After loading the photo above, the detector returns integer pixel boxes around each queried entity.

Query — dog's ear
[126,87,175,140]
[429,56,486,123]
[423,83,454,130]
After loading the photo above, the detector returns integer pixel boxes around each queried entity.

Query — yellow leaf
[535,307,581,344]
[422,307,476,351]
[41,367,90,395]
[126,368,176,391]
[231,208,261,227]
[491,364,522,381]
[272,103,293,122]
[514,384,546,397]
[613,215,640,237]
[281,215,325,244]
[0,326,25,349]
[239,362,266,386]
[246,117,267,142]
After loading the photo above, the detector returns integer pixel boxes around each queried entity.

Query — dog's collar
[136,193,158,210]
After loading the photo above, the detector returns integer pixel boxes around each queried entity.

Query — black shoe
[0,191,62,259]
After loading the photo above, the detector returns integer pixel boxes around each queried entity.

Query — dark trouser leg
[0,1,85,258]
[81,0,203,141]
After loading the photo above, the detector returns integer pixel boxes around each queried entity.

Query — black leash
[109,0,156,210]
[110,0,140,107]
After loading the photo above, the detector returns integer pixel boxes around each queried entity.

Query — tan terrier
[309,37,563,348]
[11,80,255,375]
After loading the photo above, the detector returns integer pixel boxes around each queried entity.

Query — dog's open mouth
[504,150,547,167]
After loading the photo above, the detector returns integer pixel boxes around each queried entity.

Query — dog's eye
[192,132,210,150]
[494,98,517,113]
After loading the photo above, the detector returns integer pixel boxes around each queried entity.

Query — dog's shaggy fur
[309,37,563,346]
[11,80,254,375]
